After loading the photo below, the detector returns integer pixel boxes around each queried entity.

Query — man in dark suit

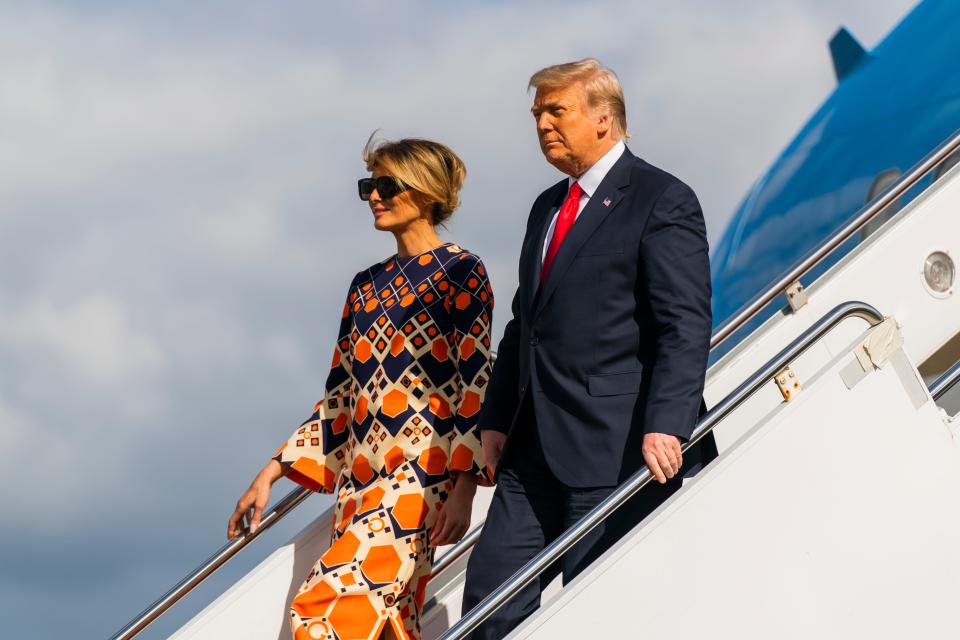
[460,59,715,638]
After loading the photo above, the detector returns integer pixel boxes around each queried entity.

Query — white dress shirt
[541,139,626,263]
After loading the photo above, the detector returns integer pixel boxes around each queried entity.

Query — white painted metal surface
[169,501,333,640]
[168,160,960,640]
[170,489,493,640]
[707,161,960,452]
[512,338,960,638]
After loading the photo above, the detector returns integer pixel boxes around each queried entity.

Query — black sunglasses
[358,176,408,201]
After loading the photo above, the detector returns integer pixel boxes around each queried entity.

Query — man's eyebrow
[531,100,564,113]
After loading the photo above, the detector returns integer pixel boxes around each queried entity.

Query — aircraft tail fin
[830,27,872,82]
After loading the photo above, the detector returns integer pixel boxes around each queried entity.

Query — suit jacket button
[529,336,540,346]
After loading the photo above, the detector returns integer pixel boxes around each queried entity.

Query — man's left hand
[642,433,682,484]
[481,429,507,477]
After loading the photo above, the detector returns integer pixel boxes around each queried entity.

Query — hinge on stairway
[785,281,808,311]
[775,366,802,401]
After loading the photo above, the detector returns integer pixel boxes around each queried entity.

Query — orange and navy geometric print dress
[275,243,493,640]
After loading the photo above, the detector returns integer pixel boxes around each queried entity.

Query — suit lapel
[524,184,566,315]
[533,150,633,320]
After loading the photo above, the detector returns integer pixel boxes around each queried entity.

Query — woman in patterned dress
[228,137,493,640]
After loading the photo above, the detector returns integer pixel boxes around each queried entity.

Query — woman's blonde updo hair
[363,134,467,226]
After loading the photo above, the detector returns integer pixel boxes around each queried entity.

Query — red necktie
[541,181,583,285]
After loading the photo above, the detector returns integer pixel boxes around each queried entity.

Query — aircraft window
[933,151,960,182]
[860,168,902,240]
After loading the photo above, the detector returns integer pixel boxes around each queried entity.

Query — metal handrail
[442,301,884,639]
[111,483,486,640]
[930,360,960,401]
[111,349,499,640]
[110,485,313,640]
[429,522,485,580]
[429,347,960,610]
[710,127,960,351]
[114,125,960,639]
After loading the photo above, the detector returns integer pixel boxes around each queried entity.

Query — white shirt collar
[568,139,626,197]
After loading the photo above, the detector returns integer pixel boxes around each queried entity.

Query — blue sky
[0,1,914,637]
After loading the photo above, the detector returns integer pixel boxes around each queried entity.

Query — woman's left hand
[430,473,478,547]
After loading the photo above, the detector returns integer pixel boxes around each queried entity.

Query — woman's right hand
[227,459,283,539]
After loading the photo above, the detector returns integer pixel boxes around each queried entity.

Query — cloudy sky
[0,1,915,637]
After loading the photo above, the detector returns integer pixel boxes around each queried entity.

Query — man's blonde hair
[528,58,630,140]
[363,134,467,226]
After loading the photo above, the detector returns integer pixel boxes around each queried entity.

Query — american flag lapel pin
[602,197,612,207]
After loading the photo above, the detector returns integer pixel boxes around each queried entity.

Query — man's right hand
[481,430,507,478]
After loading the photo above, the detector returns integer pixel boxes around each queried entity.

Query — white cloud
[0,8,342,201]
[0,293,165,386]
[0,1,917,637]
[194,196,283,262]
[0,400,32,453]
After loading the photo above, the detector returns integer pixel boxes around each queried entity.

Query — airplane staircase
[111,128,960,639]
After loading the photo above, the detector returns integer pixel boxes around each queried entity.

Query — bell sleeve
[447,255,495,485]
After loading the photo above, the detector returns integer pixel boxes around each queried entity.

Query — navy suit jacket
[479,148,713,487]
